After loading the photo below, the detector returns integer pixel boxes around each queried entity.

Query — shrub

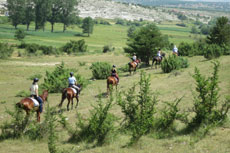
[118,64,129,73]
[39,45,59,55]
[61,40,87,54]
[0,43,13,59]
[178,42,193,56]
[102,45,114,53]
[14,29,26,41]
[161,55,189,73]
[41,62,89,93]
[176,23,186,27]
[25,43,39,54]
[90,62,111,79]
[69,94,117,146]
[117,72,157,145]
[204,44,222,60]
[188,62,230,132]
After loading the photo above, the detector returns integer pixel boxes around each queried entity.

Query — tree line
[6,0,79,32]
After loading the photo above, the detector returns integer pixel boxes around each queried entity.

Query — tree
[191,26,198,34]
[127,25,136,38]
[23,0,35,31]
[82,17,94,37]
[34,0,51,31]
[60,0,79,32]
[6,0,25,29]
[207,16,230,46]
[124,24,167,65]
[47,0,62,32]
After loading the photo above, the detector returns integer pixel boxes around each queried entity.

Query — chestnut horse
[152,52,166,69]
[128,59,141,75]
[107,76,118,95]
[58,85,81,111]
[16,90,48,122]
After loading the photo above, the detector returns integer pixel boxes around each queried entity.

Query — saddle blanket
[70,87,77,94]
[134,62,138,65]
[29,98,39,107]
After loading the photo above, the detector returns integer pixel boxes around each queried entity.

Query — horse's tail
[62,89,67,100]
[107,78,110,89]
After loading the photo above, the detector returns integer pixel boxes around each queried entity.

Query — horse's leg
[37,111,40,122]
[71,96,74,110]
[75,96,79,108]
[59,91,66,108]
[67,98,70,111]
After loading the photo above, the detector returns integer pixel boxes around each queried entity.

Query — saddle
[29,97,39,107]
[70,87,77,94]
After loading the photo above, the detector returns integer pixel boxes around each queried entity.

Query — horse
[173,52,178,56]
[58,85,81,111]
[107,76,118,95]
[128,59,141,75]
[16,90,48,122]
[152,52,166,69]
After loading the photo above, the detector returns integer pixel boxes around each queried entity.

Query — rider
[173,45,178,55]
[30,78,43,113]
[157,49,162,60]
[111,65,119,84]
[132,53,138,66]
[68,72,80,93]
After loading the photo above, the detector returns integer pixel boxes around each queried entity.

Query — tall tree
[207,16,230,46]
[82,17,94,37]
[124,24,167,65]
[47,0,62,32]
[23,0,35,31]
[34,0,51,31]
[60,0,79,32]
[6,0,25,29]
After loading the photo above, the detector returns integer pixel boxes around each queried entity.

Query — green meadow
[0,21,230,153]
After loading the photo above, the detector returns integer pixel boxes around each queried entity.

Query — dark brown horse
[16,90,48,122]
[107,76,118,95]
[128,59,141,75]
[152,52,165,69]
[58,85,81,111]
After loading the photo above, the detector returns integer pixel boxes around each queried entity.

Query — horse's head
[137,59,141,63]
[77,84,82,94]
[40,90,48,102]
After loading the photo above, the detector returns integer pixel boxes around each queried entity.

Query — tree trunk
[63,24,66,32]
[51,23,54,32]
[27,23,30,31]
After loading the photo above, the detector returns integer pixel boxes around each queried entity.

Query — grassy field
[0,21,230,153]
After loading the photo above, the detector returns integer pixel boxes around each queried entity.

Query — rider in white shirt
[173,45,178,55]
[68,72,80,92]
[157,49,162,60]
[30,78,43,112]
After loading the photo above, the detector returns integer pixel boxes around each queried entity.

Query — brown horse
[16,90,48,122]
[58,85,81,111]
[128,59,141,75]
[152,52,166,69]
[107,76,118,95]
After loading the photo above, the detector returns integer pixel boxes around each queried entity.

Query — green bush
[187,62,230,133]
[41,62,89,93]
[102,45,114,53]
[14,29,26,41]
[69,94,117,146]
[90,62,111,79]
[118,64,129,73]
[178,42,193,56]
[161,55,189,73]
[61,40,87,54]
[204,44,222,60]
[118,72,157,145]
[0,43,13,59]
[39,45,59,55]
[25,43,39,54]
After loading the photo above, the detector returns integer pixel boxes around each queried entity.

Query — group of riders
[30,45,179,113]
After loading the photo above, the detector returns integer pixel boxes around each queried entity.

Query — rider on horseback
[157,49,162,60]
[68,72,80,93]
[132,53,138,66]
[173,45,178,55]
[30,78,43,113]
[111,65,119,84]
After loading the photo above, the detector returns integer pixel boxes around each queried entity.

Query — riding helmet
[113,65,116,68]
[70,72,74,76]
[34,78,39,82]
